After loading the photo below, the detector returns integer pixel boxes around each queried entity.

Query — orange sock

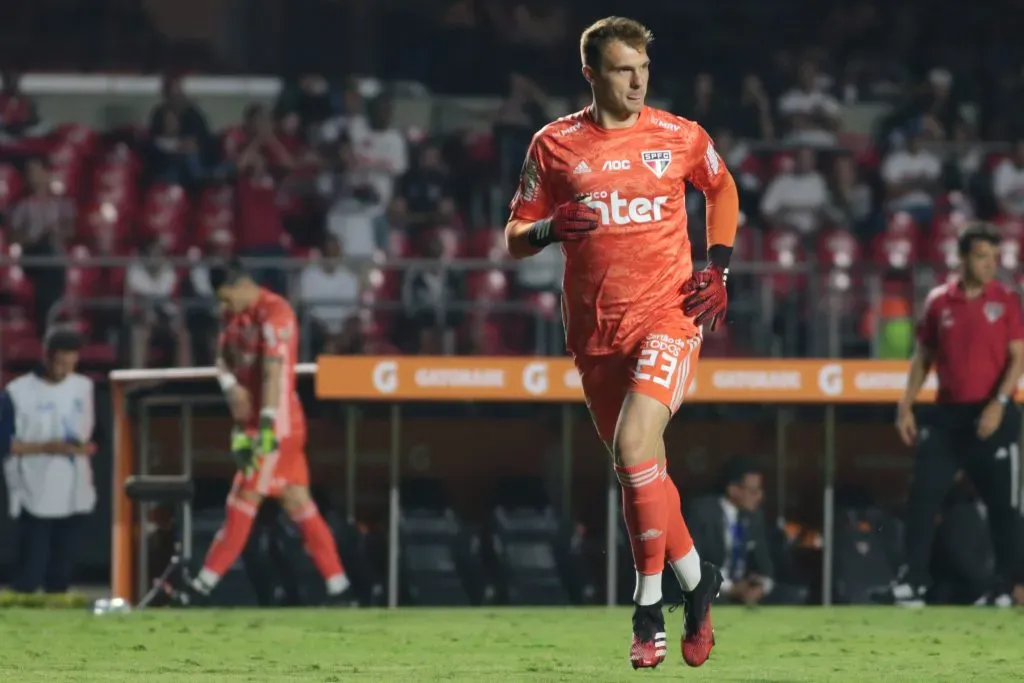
[197,495,258,590]
[661,467,694,561]
[289,502,350,595]
[616,457,668,582]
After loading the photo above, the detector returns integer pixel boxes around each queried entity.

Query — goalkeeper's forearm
[260,355,283,417]
[216,357,238,395]
[505,218,547,260]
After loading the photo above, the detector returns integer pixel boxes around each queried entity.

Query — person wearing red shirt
[506,17,737,669]
[896,221,1024,607]
[170,260,354,606]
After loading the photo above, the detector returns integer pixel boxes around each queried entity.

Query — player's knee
[235,489,263,508]
[279,485,312,514]
[612,394,670,467]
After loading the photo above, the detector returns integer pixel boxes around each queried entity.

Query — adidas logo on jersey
[573,160,591,175]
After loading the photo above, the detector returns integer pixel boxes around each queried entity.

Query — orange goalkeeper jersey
[219,288,305,437]
[509,106,733,356]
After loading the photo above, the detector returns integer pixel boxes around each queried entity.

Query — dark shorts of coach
[905,402,1024,587]
[12,513,85,594]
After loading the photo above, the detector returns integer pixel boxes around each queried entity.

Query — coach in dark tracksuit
[894,222,1024,606]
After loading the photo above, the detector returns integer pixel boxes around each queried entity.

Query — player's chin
[624,97,645,112]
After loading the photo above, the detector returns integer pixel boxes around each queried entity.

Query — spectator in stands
[734,74,775,141]
[680,73,727,134]
[317,77,368,146]
[713,128,762,212]
[373,196,411,256]
[298,235,362,355]
[321,135,379,261]
[352,95,408,214]
[777,61,841,145]
[149,74,210,146]
[687,456,806,605]
[0,69,41,138]
[397,144,453,224]
[234,149,288,294]
[10,156,75,330]
[125,238,190,368]
[225,103,295,173]
[185,229,235,365]
[880,131,942,223]
[145,108,204,185]
[760,147,831,234]
[993,138,1024,218]
[1,329,96,597]
[400,230,465,354]
[275,73,337,137]
[493,74,549,192]
[830,154,874,233]
[514,233,563,294]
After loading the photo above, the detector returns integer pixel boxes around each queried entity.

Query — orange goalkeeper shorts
[231,434,310,498]
[575,318,702,443]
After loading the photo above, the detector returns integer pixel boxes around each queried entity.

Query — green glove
[230,428,260,475]
[256,410,279,457]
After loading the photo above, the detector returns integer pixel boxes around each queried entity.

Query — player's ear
[582,65,593,85]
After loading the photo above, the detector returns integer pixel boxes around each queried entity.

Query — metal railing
[1,253,959,365]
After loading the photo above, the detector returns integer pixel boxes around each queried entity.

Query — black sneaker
[629,602,667,669]
[681,560,723,667]
[324,587,360,607]
[165,568,211,607]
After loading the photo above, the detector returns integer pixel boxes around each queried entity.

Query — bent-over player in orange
[505,17,739,670]
[172,260,354,606]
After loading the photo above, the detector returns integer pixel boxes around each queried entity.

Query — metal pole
[775,408,788,527]
[136,404,151,601]
[604,462,619,606]
[387,403,401,608]
[182,403,194,560]
[560,404,573,521]
[346,405,357,523]
[822,404,837,606]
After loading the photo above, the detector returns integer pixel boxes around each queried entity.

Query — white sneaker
[892,582,926,607]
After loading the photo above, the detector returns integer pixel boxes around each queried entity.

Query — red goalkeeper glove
[683,246,732,331]
[527,196,599,248]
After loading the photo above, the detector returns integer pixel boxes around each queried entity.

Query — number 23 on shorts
[631,335,701,413]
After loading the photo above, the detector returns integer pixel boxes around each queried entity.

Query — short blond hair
[580,16,654,69]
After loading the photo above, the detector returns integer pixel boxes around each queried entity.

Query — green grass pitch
[0,606,1020,682]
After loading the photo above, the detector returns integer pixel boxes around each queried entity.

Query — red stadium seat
[0,243,34,310]
[0,163,23,212]
[873,214,919,270]
[0,314,42,365]
[467,269,508,302]
[199,185,234,211]
[932,210,969,239]
[817,228,860,269]
[468,229,506,261]
[64,245,101,302]
[762,227,804,296]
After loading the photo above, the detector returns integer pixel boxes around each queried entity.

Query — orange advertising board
[314,356,1006,403]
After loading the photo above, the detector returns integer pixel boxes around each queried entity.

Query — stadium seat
[872,213,919,270]
[467,229,506,261]
[762,226,805,296]
[488,477,595,606]
[0,163,23,212]
[0,243,34,311]
[398,478,493,606]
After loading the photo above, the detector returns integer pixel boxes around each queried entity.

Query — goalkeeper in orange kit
[171,260,354,606]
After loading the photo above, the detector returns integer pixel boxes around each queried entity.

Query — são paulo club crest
[984,302,1005,323]
[641,150,672,179]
